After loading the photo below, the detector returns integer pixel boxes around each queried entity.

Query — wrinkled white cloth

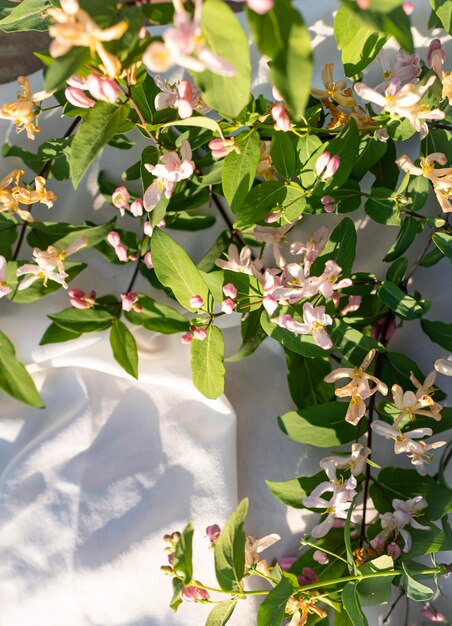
[0,1,451,625]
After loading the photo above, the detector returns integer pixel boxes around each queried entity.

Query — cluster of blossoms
[154,76,207,119]
[0,168,56,221]
[0,76,50,140]
[65,74,120,109]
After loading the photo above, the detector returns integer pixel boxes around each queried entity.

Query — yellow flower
[0,77,40,140]
[0,170,56,221]
[48,0,127,78]
[311,63,357,108]
[13,176,57,209]
[286,595,328,626]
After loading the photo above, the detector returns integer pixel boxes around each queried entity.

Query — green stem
[301,540,349,566]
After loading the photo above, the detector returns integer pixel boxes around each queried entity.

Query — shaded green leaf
[214,498,248,591]
[110,320,138,379]
[190,325,225,399]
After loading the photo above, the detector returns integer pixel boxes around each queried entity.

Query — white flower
[215,244,254,275]
[378,496,430,552]
[320,443,370,477]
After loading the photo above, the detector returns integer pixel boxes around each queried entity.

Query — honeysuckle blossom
[221,298,235,314]
[396,152,452,213]
[216,244,254,275]
[421,603,447,623]
[142,0,234,76]
[256,141,277,181]
[290,227,330,276]
[121,292,142,313]
[65,74,119,108]
[391,380,442,428]
[285,596,328,626]
[406,437,447,476]
[154,76,206,119]
[297,567,319,586]
[274,303,333,349]
[324,349,388,424]
[143,251,153,269]
[428,39,452,105]
[107,231,128,262]
[65,86,95,109]
[208,137,240,159]
[193,327,207,341]
[205,524,221,544]
[354,77,444,138]
[279,556,297,571]
[143,140,195,211]
[13,175,56,209]
[321,195,335,213]
[302,461,359,538]
[181,584,209,602]
[376,496,430,552]
[315,152,341,179]
[68,288,95,309]
[320,443,371,477]
[244,533,280,575]
[0,169,32,221]
[0,255,12,299]
[180,332,193,345]
[0,76,51,140]
[271,102,291,132]
[341,295,362,316]
[223,283,237,299]
[239,0,274,14]
[374,49,421,94]
[308,260,352,299]
[189,295,204,310]
[311,63,356,108]
[48,0,127,78]
[313,550,329,565]
[435,356,452,377]
[16,262,68,291]
[254,223,294,268]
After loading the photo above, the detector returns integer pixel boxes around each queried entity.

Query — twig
[382,589,404,624]
[210,192,247,248]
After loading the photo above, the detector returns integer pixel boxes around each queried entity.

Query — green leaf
[151,228,211,311]
[321,120,361,192]
[124,293,188,334]
[270,133,296,180]
[196,0,251,118]
[285,352,334,409]
[0,0,56,31]
[335,4,387,76]
[266,471,325,509]
[222,130,260,213]
[110,320,138,379]
[48,308,115,333]
[214,498,248,591]
[383,217,419,262]
[9,262,86,303]
[342,583,369,626]
[311,217,357,275]
[357,555,394,606]
[378,281,430,319]
[278,402,365,447]
[352,137,387,182]
[170,577,183,612]
[151,115,225,140]
[70,102,131,188]
[419,245,444,268]
[49,217,117,251]
[40,322,82,345]
[0,214,18,257]
[260,310,330,359]
[386,257,408,284]
[373,468,452,521]
[197,231,232,273]
[257,576,293,626]
[0,330,44,408]
[172,523,194,584]
[406,174,430,212]
[421,319,452,351]
[44,47,90,91]
[226,308,267,362]
[190,325,225,399]
[234,181,287,229]
[400,525,452,560]
[248,0,312,119]
[206,599,239,626]
[429,0,452,34]
[432,232,452,264]
[401,563,434,601]
[386,117,417,141]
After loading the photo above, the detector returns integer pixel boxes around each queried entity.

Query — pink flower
[65,86,95,108]
[177,80,195,118]
[271,102,290,132]
[208,137,240,159]
[130,198,143,217]
[290,226,330,276]
[223,283,237,299]
[0,255,12,298]
[144,222,153,237]
[86,74,119,103]
[215,244,254,275]
[298,567,319,586]
[144,140,194,212]
[181,584,209,602]
[143,251,153,269]
[279,556,297,571]
[421,604,447,623]
[205,524,221,544]
[341,295,362,315]
[402,1,413,15]
[180,332,193,344]
[154,76,206,119]
[315,152,340,179]
[321,195,335,213]
[427,39,445,78]
[189,295,204,309]
[247,0,274,14]
[370,535,385,554]
[68,288,95,309]
[308,260,352,299]
[263,294,278,315]
[193,327,207,341]
[313,550,329,565]
[386,542,401,560]
[121,291,141,312]
[221,298,235,314]
[107,231,128,262]
[112,186,130,216]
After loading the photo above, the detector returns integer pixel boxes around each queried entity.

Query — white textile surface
[0,2,451,625]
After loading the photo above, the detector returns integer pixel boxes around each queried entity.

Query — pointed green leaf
[190,325,225,399]
[342,583,369,626]
[0,330,44,408]
[110,320,139,379]
[421,319,452,351]
[206,599,238,626]
[257,576,293,626]
[402,563,434,601]
[214,498,248,591]
[48,308,114,333]
[270,133,296,180]
[222,130,260,213]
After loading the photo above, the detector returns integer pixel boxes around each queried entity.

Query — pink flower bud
[402,1,413,15]
[315,152,331,176]
[121,291,139,312]
[112,186,130,213]
[264,211,282,223]
[247,0,274,14]
[130,198,144,217]
[313,550,329,565]
[386,542,401,560]
[279,556,297,571]
[65,87,96,109]
[189,295,204,309]
[177,80,193,118]
[221,298,235,314]
[107,231,121,247]
[208,137,238,159]
[222,283,237,299]
[193,328,207,341]
[421,605,447,623]
[113,244,127,262]
[271,103,290,132]
[324,155,340,178]
[298,567,319,586]
[321,195,336,213]
[205,524,221,544]
[370,535,385,554]
[180,332,193,344]
[178,80,193,101]
[86,74,119,103]
[181,585,209,602]
[68,288,96,309]
[356,0,370,7]
[143,251,153,269]
[143,221,154,237]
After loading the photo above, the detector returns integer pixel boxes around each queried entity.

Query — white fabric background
[0,2,451,624]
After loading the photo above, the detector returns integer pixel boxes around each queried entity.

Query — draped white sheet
[0,2,451,624]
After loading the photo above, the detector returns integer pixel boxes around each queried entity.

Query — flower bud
[112,186,130,214]
[115,243,128,262]
[313,550,329,565]
[386,542,401,560]
[271,103,290,132]
[107,231,121,247]
[121,291,139,312]
[143,221,154,237]
[264,211,282,223]
[130,198,144,217]
[68,288,96,310]
[221,298,235,314]
[298,567,319,586]
[193,328,207,341]
[263,295,278,316]
[247,0,274,14]
[279,556,297,571]
[189,295,204,309]
[181,585,209,603]
[86,74,119,103]
[205,524,221,544]
[180,332,193,344]
[143,251,153,269]
[208,137,239,159]
[65,87,95,109]
[324,155,340,179]
[402,1,413,15]
[223,283,237,299]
